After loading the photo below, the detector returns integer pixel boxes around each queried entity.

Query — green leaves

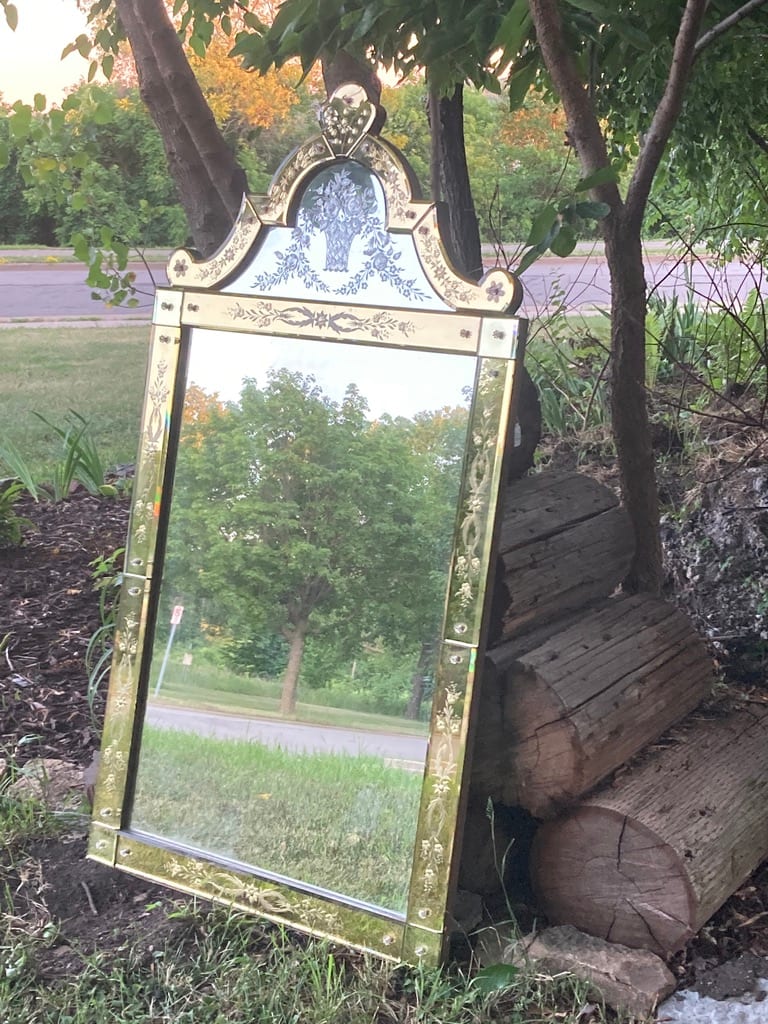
[471,962,520,995]
[575,165,620,191]
[62,34,92,60]
[515,190,611,274]
[525,203,558,246]
[492,0,533,69]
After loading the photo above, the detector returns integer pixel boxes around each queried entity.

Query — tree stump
[530,706,768,955]
[473,594,715,817]
[490,471,633,643]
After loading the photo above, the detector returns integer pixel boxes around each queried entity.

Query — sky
[0,0,92,105]
[187,330,475,421]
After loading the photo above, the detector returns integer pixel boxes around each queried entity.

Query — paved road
[0,254,764,321]
[0,262,165,320]
[145,701,428,768]
[518,252,765,317]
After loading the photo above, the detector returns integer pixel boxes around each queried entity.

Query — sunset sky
[0,1,92,104]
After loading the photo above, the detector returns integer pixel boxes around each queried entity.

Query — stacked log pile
[460,469,768,955]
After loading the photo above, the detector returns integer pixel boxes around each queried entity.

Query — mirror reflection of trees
[156,367,469,722]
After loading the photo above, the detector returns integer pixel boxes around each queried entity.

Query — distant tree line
[0,79,607,249]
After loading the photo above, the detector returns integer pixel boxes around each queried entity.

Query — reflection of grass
[154,660,428,736]
[131,726,423,913]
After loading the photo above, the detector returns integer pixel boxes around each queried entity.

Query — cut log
[491,471,633,643]
[473,594,715,817]
[530,706,768,955]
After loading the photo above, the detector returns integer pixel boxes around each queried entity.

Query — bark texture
[489,471,633,643]
[432,84,484,281]
[531,706,768,954]
[115,0,247,256]
[476,594,714,817]
[527,0,711,594]
[603,215,661,593]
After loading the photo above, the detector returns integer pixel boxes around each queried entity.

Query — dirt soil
[2,489,768,999]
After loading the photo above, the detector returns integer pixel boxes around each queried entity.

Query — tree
[235,0,768,593]
[164,371,464,716]
[10,83,187,247]
[7,1,765,593]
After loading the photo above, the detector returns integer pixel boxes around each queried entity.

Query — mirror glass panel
[129,327,475,914]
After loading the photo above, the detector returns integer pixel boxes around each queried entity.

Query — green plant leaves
[525,204,558,246]
[575,166,620,191]
[548,223,577,257]
[471,962,520,994]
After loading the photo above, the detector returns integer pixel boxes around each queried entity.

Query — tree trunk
[528,0,665,594]
[405,640,434,720]
[280,621,308,717]
[604,213,663,593]
[476,593,714,817]
[432,84,484,281]
[115,0,247,256]
[530,706,768,955]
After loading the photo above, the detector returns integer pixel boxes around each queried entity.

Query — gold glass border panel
[89,84,528,967]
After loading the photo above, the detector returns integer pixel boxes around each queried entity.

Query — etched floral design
[226,301,414,341]
[251,165,429,302]
[163,858,343,932]
[306,167,377,272]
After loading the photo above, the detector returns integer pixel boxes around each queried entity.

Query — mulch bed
[2,489,768,993]
[0,490,127,767]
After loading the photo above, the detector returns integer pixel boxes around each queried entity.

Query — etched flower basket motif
[305,168,378,273]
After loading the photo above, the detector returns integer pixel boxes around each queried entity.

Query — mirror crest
[89,83,527,966]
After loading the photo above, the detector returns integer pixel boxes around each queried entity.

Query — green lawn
[131,726,423,912]
[0,326,149,481]
[153,657,429,736]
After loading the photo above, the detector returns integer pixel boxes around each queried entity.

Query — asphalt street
[0,252,763,322]
[144,701,428,769]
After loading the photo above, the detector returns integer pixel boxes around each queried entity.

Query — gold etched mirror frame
[88,83,528,965]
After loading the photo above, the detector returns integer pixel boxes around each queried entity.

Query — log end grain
[531,807,696,955]
[530,708,768,956]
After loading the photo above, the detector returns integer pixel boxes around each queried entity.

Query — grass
[0,326,149,481]
[0,785,624,1024]
[153,658,429,736]
[0,899,610,1024]
[131,726,423,912]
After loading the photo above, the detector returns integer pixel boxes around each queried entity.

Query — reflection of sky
[186,329,475,419]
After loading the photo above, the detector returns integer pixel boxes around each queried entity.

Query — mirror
[88,82,526,965]
[130,330,475,914]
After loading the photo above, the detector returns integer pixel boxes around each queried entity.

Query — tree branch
[747,126,768,157]
[528,0,622,212]
[694,0,768,56]
[624,0,708,229]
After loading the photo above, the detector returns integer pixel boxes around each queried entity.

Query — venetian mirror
[89,84,527,964]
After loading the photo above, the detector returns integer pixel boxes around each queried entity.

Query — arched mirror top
[167,84,522,315]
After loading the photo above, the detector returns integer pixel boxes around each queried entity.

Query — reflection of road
[145,702,428,770]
